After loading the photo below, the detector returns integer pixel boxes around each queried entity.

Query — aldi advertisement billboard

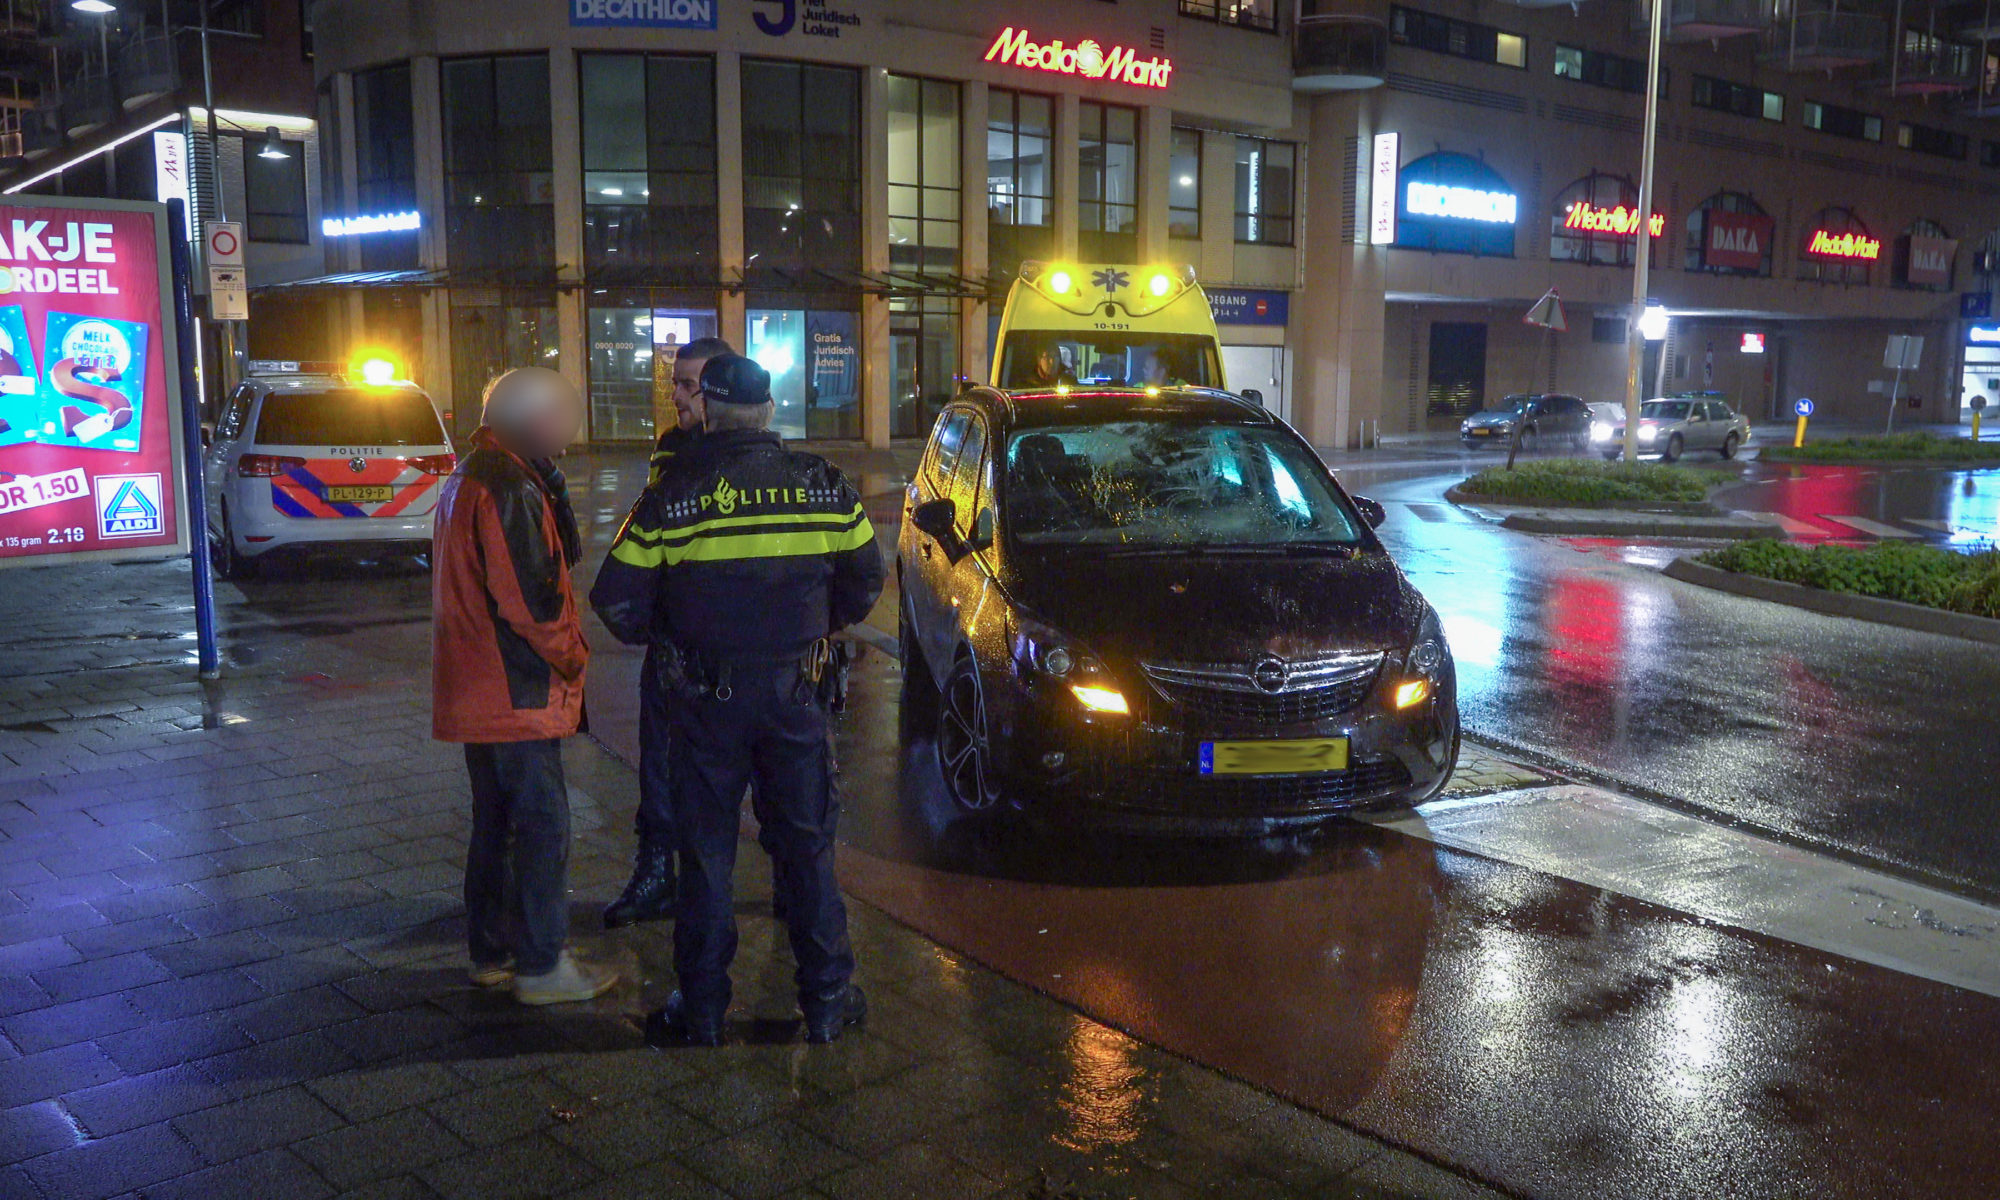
[0,196,187,568]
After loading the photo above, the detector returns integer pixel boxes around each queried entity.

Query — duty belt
[671,639,835,704]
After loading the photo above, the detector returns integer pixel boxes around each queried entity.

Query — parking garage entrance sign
[0,196,189,568]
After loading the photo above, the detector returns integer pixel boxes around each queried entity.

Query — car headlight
[1405,609,1447,677]
[1011,611,1113,694]
[1638,425,1657,443]
[1590,422,1615,443]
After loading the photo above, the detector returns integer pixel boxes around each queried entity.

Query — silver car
[1594,395,1751,462]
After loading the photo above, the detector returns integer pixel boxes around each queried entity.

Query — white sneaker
[512,951,618,1006]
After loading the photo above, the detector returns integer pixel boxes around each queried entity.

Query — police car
[202,359,455,578]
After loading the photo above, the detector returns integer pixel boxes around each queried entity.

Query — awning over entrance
[251,266,1011,300]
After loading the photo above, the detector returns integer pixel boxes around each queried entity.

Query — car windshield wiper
[1095,541,1361,558]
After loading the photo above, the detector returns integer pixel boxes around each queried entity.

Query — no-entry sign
[0,196,188,567]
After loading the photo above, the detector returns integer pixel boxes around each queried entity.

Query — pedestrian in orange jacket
[432,366,616,1006]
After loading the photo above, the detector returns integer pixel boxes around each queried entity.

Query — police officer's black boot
[804,985,866,1044]
[603,846,675,930]
[644,990,724,1047]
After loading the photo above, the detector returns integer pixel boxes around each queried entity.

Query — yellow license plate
[1470,428,1490,436]
[326,485,393,503]
[1200,737,1350,776]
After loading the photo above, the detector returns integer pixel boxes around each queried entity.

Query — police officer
[603,336,735,930]
[590,354,883,1045]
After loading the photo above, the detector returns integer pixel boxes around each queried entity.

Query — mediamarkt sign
[1563,201,1664,238]
[984,27,1173,89]
[1805,228,1881,261]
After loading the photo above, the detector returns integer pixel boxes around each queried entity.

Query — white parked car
[202,363,455,578]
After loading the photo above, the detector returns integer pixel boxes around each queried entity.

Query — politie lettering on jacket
[699,478,817,515]
[0,221,121,296]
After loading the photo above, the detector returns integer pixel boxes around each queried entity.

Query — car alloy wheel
[214,506,257,581]
[936,655,1002,813]
[1721,432,1740,460]
[1661,433,1683,463]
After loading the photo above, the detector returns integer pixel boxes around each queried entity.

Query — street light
[1639,304,1669,342]
[257,126,289,159]
[70,1,115,13]
[1622,0,1668,463]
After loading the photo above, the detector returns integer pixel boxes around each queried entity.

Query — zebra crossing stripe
[1405,503,1452,523]
[1820,515,1921,539]
[1903,519,1954,533]
[1736,511,1824,537]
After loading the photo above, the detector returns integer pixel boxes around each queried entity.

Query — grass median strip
[1698,540,2000,618]
[1761,433,2000,464]
[1456,459,1712,508]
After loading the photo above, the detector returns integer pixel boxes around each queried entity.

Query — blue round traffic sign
[1794,397,1815,417]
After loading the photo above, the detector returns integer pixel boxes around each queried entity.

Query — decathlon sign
[570,0,715,27]
[1967,323,2000,345]
[983,27,1174,89]
[1805,228,1881,261]
[321,211,421,238]
[1562,201,1664,238]
[1406,182,1516,224]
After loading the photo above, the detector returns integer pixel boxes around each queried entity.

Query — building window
[747,306,860,440]
[1078,101,1139,260]
[1894,217,1956,291]
[987,88,1053,278]
[1390,7,1525,69]
[1797,205,1877,285]
[1169,127,1202,240]
[223,134,309,243]
[1898,122,1967,160]
[1591,315,1626,344]
[741,61,861,277]
[1178,0,1278,33]
[887,75,960,278]
[441,54,554,271]
[579,53,718,278]
[585,297,716,443]
[1549,171,1658,268]
[1802,100,1882,142]
[352,62,416,271]
[1233,136,1294,245]
[1691,75,1783,122]
[1685,190,1773,277]
[1552,44,1655,94]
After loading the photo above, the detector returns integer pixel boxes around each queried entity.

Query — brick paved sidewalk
[0,556,1503,1200]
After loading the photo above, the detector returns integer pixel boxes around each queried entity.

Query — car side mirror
[910,497,957,542]
[968,507,995,552]
[1240,388,1263,406]
[1354,495,1386,529]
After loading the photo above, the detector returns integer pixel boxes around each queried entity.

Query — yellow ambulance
[989,262,1236,396]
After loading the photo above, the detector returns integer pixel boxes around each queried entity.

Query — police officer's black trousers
[636,644,675,851]
[669,663,853,1021]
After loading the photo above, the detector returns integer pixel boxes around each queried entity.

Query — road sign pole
[1794,415,1808,447]
[169,199,219,679]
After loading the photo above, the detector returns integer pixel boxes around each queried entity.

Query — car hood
[1462,412,1520,427]
[1007,548,1426,667]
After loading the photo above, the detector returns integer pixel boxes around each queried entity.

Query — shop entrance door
[1426,322,1487,417]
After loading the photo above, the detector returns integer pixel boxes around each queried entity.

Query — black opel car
[896,385,1459,832]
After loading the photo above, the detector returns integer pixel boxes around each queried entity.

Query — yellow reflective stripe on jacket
[610,506,874,567]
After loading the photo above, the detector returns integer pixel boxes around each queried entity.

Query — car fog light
[1042,647,1073,676]
[1394,679,1430,709]
[1070,684,1129,714]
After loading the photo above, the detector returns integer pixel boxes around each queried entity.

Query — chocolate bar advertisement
[0,198,186,566]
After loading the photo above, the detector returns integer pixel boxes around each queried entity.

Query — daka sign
[1906,235,1956,287]
[984,27,1173,89]
[1701,209,1773,270]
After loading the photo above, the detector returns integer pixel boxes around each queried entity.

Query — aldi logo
[95,473,163,538]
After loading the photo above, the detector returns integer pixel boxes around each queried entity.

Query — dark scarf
[530,457,583,568]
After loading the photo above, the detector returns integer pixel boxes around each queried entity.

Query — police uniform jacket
[648,423,697,487]
[590,428,884,663]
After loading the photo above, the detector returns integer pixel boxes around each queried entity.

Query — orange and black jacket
[431,427,589,743]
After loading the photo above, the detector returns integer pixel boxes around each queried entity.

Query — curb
[1662,556,2000,646]
[1442,484,1719,516]
[1498,512,1778,539]
[1755,454,2000,470]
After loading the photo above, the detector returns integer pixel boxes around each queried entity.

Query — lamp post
[1623,0,1669,463]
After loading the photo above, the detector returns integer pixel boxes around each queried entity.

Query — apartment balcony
[1872,41,1982,95]
[115,34,176,109]
[1633,0,1771,42]
[59,75,113,136]
[1760,11,1889,71]
[1294,9,1389,91]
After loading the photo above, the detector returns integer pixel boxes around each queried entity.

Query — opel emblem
[348,457,367,473]
[1251,658,1288,693]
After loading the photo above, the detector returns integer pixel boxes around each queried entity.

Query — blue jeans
[463,739,570,977]
[669,664,852,1021]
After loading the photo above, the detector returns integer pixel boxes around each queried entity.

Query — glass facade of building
[887,74,961,438]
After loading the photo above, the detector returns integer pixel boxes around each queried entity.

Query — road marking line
[1736,510,1823,536]
[1370,783,2000,1000]
[1821,514,1922,539]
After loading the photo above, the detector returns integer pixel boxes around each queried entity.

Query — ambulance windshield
[998,333,1219,391]
[254,389,446,446]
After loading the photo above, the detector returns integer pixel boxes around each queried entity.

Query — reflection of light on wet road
[1054,1019,1147,1152]
[1656,973,1730,1100]
[1442,613,1502,669]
